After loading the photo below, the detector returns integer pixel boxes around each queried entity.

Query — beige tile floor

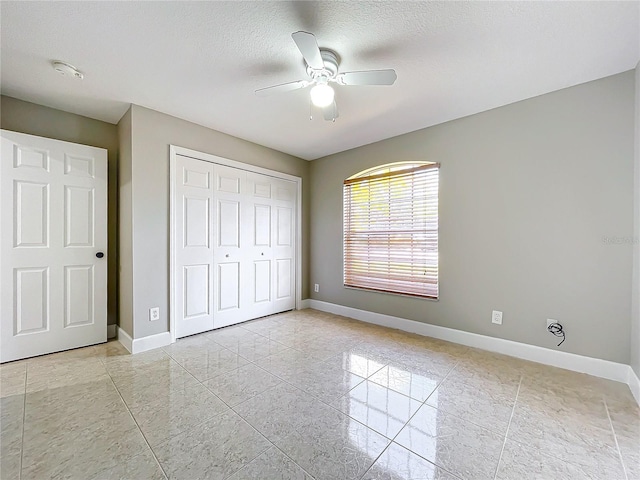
[1,309,638,480]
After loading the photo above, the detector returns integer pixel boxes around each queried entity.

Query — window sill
[343,285,439,301]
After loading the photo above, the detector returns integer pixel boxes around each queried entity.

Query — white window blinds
[343,163,439,299]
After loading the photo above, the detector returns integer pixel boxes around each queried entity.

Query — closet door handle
[261,252,264,256]
[225,254,229,258]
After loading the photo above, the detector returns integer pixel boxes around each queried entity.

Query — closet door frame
[169,145,302,344]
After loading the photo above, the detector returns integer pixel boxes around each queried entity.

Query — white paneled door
[173,154,296,338]
[173,156,215,337]
[213,164,247,329]
[1,130,107,363]
[245,172,296,321]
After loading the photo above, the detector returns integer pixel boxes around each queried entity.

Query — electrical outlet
[149,307,160,321]
[491,310,503,325]
[314,283,319,293]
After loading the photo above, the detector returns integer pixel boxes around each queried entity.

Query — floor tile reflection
[3,310,636,480]
[362,442,460,480]
[369,364,441,402]
[274,408,389,480]
[395,404,504,480]
[333,380,422,439]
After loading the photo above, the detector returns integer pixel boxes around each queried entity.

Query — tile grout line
[165,339,317,480]
[99,356,169,480]
[224,412,318,480]
[493,375,522,480]
[394,359,464,478]
[235,331,365,403]
[422,356,461,405]
[20,322,363,479]
[360,357,465,480]
[158,344,316,480]
[241,334,474,480]
[226,344,386,479]
[253,333,447,414]
[226,361,374,480]
[603,397,629,480]
[160,349,245,419]
[117,318,309,478]
[248,351,368,413]
[421,355,520,437]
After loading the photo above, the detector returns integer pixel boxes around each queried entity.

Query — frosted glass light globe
[310,83,335,108]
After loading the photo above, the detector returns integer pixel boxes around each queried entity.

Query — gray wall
[632,63,640,377]
[126,105,310,339]
[1,96,120,328]
[117,108,134,337]
[310,71,635,364]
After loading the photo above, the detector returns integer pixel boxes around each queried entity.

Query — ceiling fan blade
[255,80,309,96]
[338,69,397,86]
[291,31,324,70]
[323,101,338,121]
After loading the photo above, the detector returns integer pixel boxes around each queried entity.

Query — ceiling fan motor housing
[306,50,340,81]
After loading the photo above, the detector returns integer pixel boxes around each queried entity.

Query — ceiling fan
[255,31,397,121]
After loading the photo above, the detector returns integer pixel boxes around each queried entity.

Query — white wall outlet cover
[149,307,160,321]
[492,310,503,325]
[314,284,319,292]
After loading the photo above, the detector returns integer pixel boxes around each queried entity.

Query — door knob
[225,254,229,258]
[96,252,104,258]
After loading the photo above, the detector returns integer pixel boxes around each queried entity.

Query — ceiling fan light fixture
[255,32,396,120]
[310,83,334,108]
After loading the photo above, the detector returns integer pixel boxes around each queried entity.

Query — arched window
[343,162,439,298]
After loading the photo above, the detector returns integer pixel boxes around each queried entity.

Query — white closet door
[173,154,297,337]
[173,156,215,338]
[270,177,296,314]
[1,130,107,362]
[245,173,296,319]
[246,172,274,319]
[212,164,248,329]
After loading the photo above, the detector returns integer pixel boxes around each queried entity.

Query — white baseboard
[309,300,638,404]
[629,367,640,405]
[107,324,117,339]
[299,299,311,309]
[131,332,172,354]
[117,327,133,353]
[117,328,172,354]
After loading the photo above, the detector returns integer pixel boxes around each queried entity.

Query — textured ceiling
[1,1,638,160]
